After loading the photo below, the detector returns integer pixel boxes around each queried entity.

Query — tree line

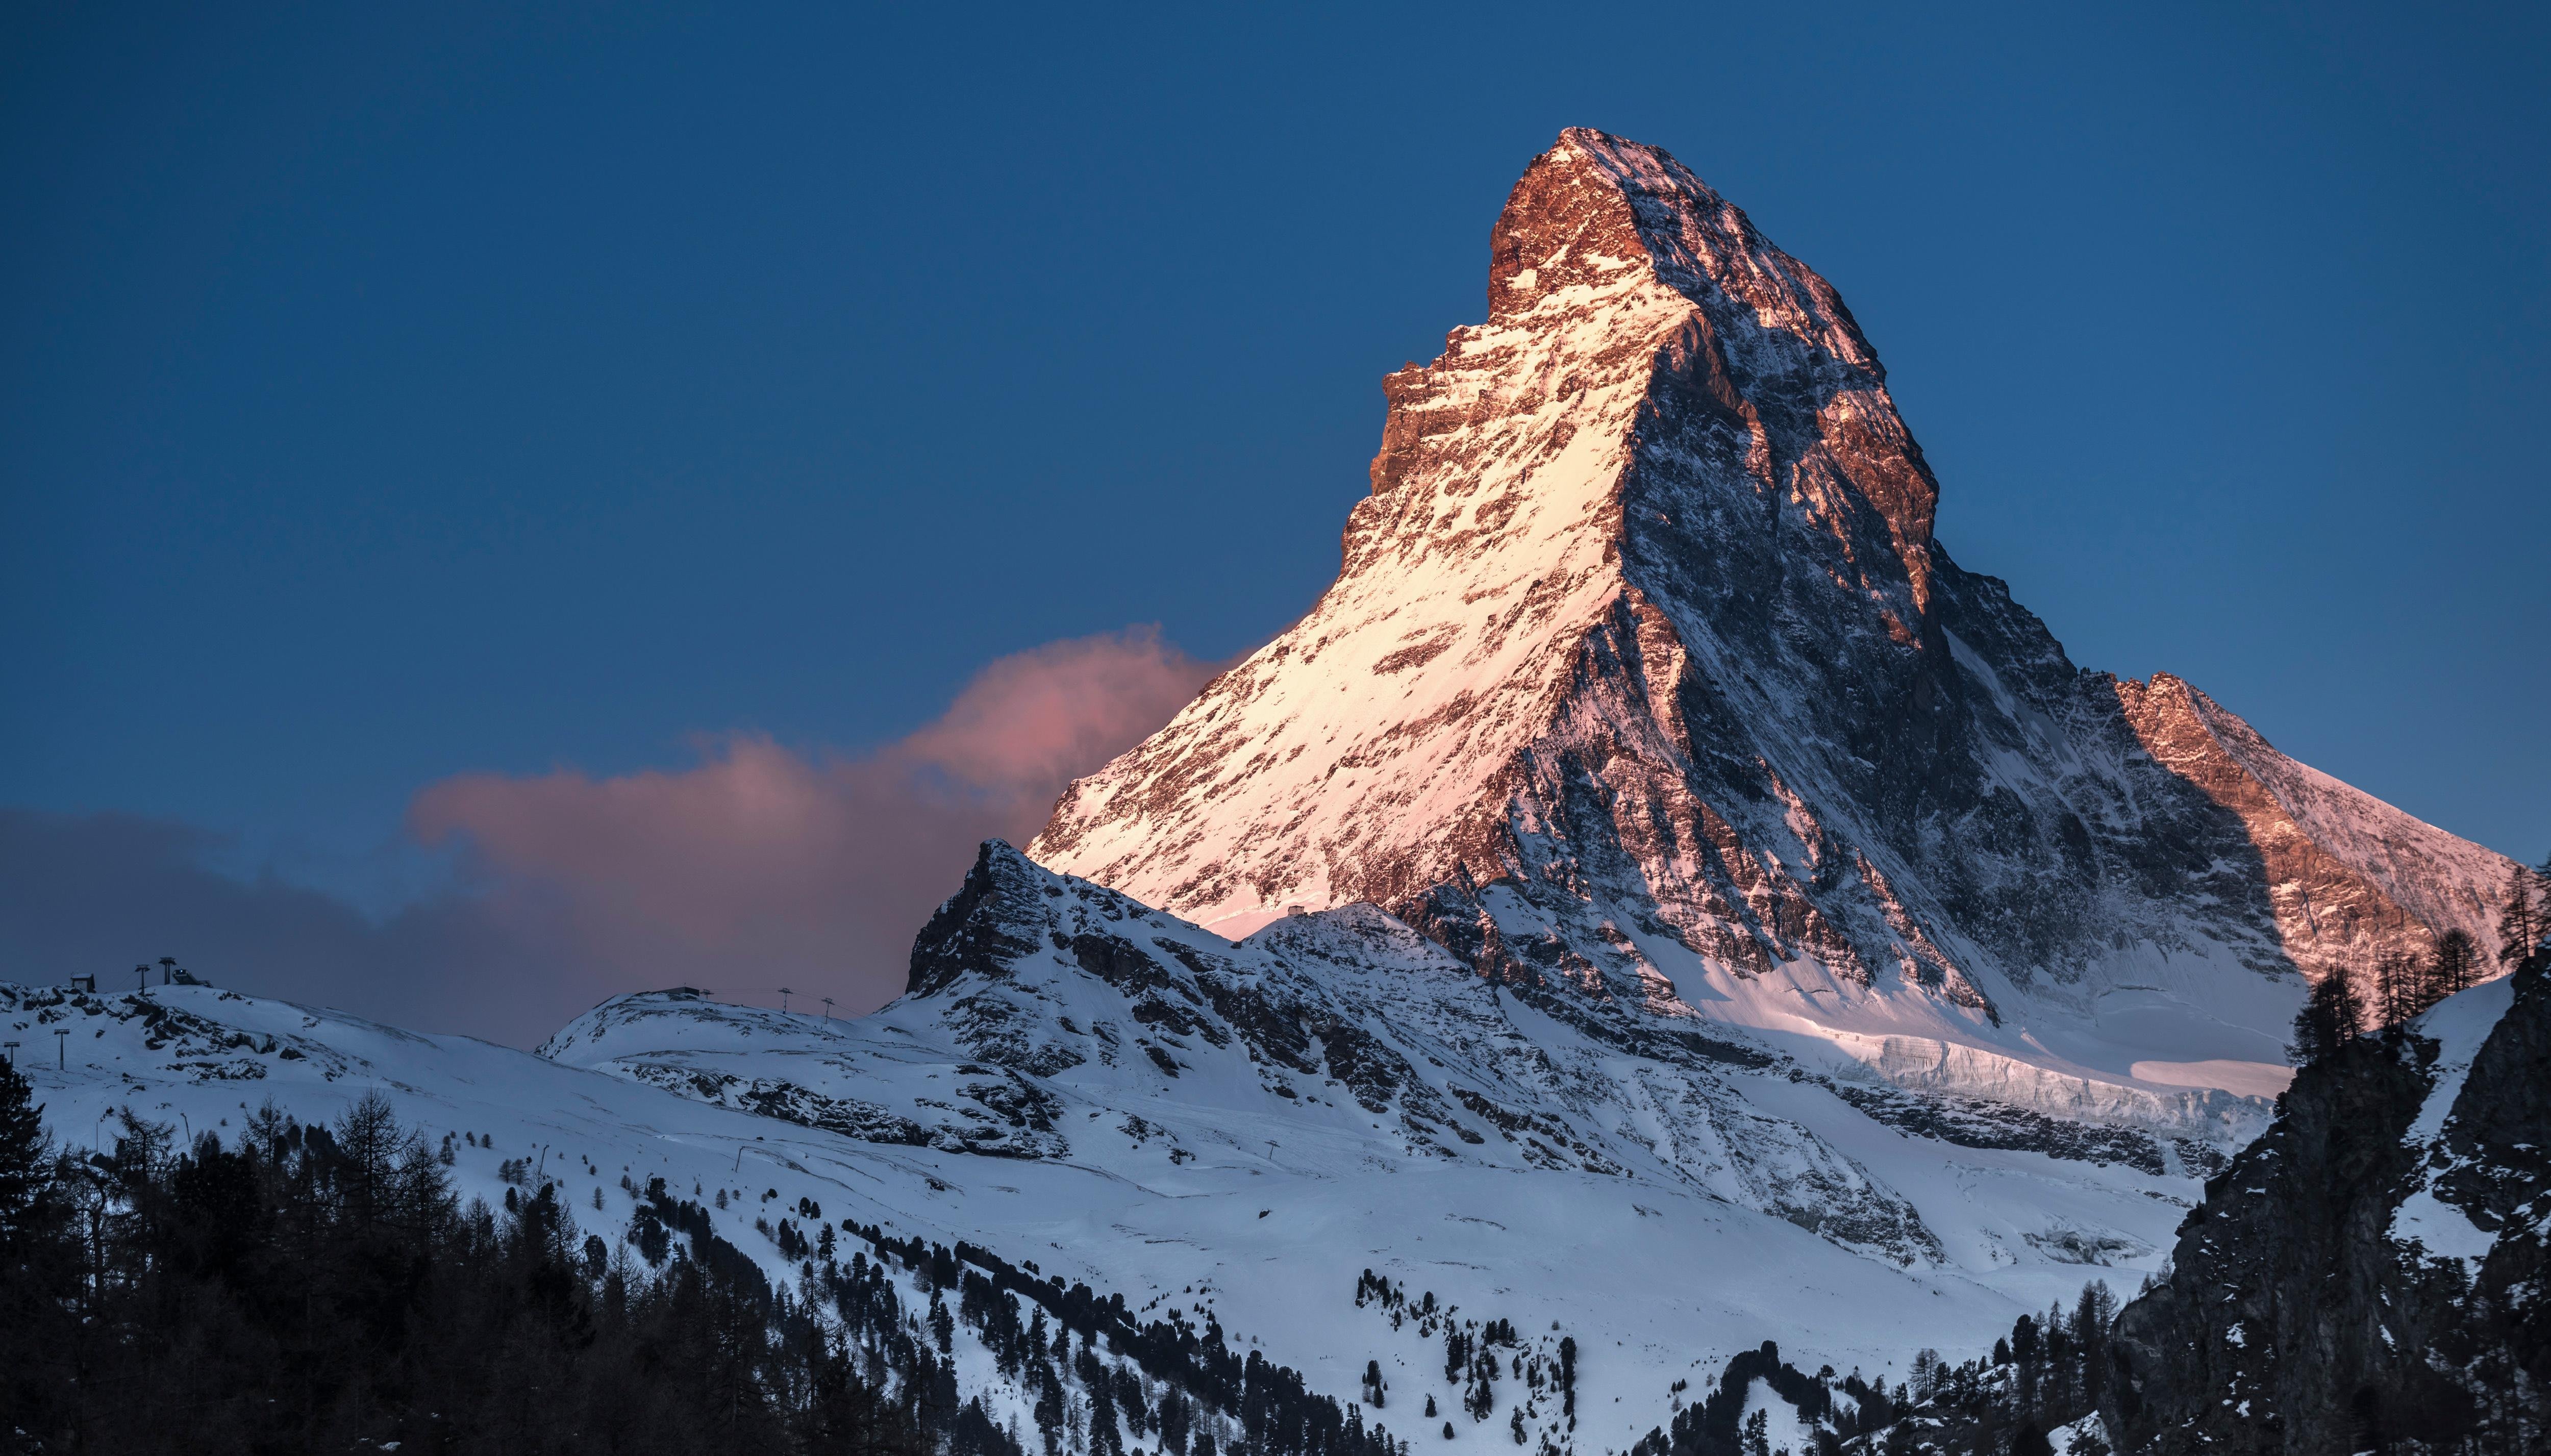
[2291,862,2551,1064]
[1352,1269,1578,1448]
[0,1060,1445,1456]
[1617,1279,2120,1456]
[0,1073,992,1455]
[852,1226,1411,1456]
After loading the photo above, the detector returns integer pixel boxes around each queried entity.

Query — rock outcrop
[2104,966,2549,1452]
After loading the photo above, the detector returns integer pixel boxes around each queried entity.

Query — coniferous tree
[1089,1378,1125,1456]
[2290,969,2367,1063]
[2039,1304,2071,1410]
[0,1058,51,1252]
[2498,863,2550,977]
[2434,928,2481,998]
[2071,1279,2116,1414]
[2373,951,2426,1027]
[1035,1367,1068,1455]
[0,1059,74,1443]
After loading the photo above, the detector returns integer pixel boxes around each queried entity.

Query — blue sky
[3,3,2543,1039]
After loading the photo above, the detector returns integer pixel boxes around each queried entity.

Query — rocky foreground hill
[2103,961,2548,1452]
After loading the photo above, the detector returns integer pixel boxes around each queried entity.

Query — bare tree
[2434,928,2481,999]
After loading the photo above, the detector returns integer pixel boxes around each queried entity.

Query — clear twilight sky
[3,3,2544,1044]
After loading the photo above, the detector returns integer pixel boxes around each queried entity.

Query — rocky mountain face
[1031,129,2513,1110]
[2105,965,2549,1453]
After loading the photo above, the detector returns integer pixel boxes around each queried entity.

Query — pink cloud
[896,629,1227,794]
[408,626,1217,1015]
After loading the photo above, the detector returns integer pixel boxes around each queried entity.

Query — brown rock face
[2109,673,2492,985]
[1031,128,2513,1093]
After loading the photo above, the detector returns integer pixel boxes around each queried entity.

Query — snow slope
[532,845,2238,1432]
[6,841,2229,1452]
[2386,973,2524,1268]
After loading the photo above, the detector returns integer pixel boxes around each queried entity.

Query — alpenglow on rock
[1032,127,2515,1107]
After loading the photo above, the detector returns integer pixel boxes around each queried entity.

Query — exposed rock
[2104,968,2549,1452]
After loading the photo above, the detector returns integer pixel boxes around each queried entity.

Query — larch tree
[2291,969,2368,1063]
[2434,928,2482,998]
[2497,863,2549,977]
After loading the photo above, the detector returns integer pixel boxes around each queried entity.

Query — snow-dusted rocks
[551,841,1955,1265]
[520,842,2277,1397]
[1030,127,2516,1115]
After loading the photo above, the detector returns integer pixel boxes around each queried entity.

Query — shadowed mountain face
[1031,128,2511,1097]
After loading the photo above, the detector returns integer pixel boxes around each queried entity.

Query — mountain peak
[1488,130,1876,372]
[1035,135,2513,1107]
[1369,128,1937,622]
[1483,129,1683,321]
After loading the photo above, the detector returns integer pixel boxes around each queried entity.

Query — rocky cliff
[2104,965,2548,1452]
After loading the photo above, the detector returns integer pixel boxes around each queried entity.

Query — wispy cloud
[411,626,1218,1018]
[0,628,1217,1045]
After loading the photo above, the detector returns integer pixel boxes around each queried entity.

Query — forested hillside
[0,1067,1406,1456]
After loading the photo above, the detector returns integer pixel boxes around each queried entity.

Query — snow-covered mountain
[10,129,2527,1455]
[1032,127,2515,1114]
[544,840,2261,1261]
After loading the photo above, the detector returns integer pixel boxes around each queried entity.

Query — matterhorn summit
[1034,127,2513,1101]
